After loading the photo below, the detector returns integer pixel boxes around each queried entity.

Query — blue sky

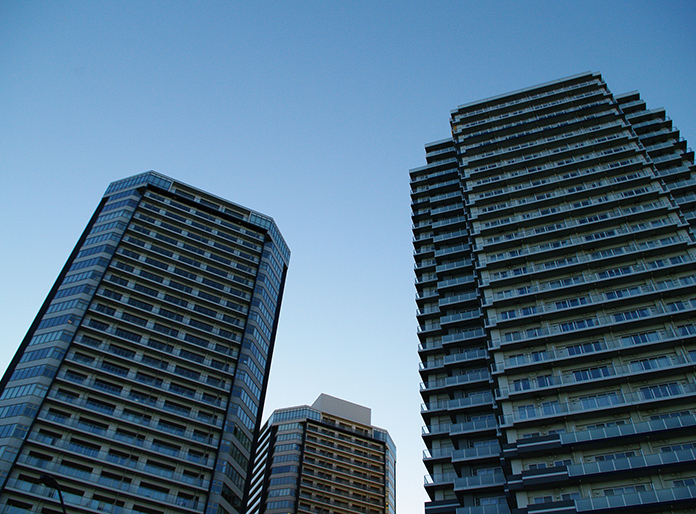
[1,1,695,511]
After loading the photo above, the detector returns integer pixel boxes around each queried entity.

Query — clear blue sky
[1,1,694,512]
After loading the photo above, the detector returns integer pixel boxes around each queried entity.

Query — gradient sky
[1,1,695,512]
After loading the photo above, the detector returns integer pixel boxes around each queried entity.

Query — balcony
[439,291,478,307]
[449,417,498,435]
[421,369,490,392]
[451,444,501,463]
[422,393,494,414]
[442,327,487,345]
[424,472,457,486]
[441,309,481,326]
[455,504,510,514]
[454,473,505,491]
[435,243,471,258]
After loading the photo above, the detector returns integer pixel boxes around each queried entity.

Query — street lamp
[40,474,67,514]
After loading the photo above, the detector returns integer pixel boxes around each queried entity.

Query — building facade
[411,72,696,513]
[247,394,396,514]
[0,172,289,514]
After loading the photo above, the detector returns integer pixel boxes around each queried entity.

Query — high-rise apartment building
[0,172,289,514]
[247,394,396,514]
[411,72,696,514]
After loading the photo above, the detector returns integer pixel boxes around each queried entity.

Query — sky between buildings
[1,1,695,512]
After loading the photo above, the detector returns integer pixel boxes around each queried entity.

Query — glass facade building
[411,72,696,513]
[0,172,289,514]
[247,394,396,514]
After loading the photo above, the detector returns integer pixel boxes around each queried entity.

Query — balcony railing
[455,473,505,490]
[422,393,494,413]
[567,447,696,479]
[421,369,490,391]
[574,484,696,511]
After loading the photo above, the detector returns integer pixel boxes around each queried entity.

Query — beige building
[247,394,396,514]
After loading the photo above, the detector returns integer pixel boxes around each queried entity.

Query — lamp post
[40,474,67,514]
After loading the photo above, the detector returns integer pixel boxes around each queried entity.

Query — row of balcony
[58,362,226,412]
[489,298,695,349]
[496,352,696,399]
[40,403,218,448]
[461,116,621,160]
[15,454,203,510]
[455,86,605,138]
[479,202,673,255]
[469,161,647,220]
[474,190,663,239]
[28,431,209,488]
[486,282,693,327]
[452,79,599,125]
[492,326,687,373]
[467,156,646,209]
[479,229,686,271]
[500,382,696,426]
[463,123,627,168]
[72,337,233,393]
[484,251,694,306]
[466,133,632,183]
[484,244,692,294]
[4,478,125,514]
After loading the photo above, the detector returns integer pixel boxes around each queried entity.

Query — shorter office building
[247,394,396,514]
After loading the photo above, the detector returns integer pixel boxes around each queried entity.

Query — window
[573,366,613,381]
[517,404,536,419]
[630,356,670,372]
[567,341,606,355]
[555,297,588,309]
[579,392,619,409]
[641,382,682,400]
[561,318,595,332]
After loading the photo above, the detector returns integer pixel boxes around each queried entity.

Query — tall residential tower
[0,172,289,514]
[247,394,396,514]
[411,72,696,514]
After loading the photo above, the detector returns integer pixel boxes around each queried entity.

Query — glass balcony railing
[567,447,696,478]
[575,485,696,512]
[421,369,490,391]
[422,393,494,413]
[455,473,505,490]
